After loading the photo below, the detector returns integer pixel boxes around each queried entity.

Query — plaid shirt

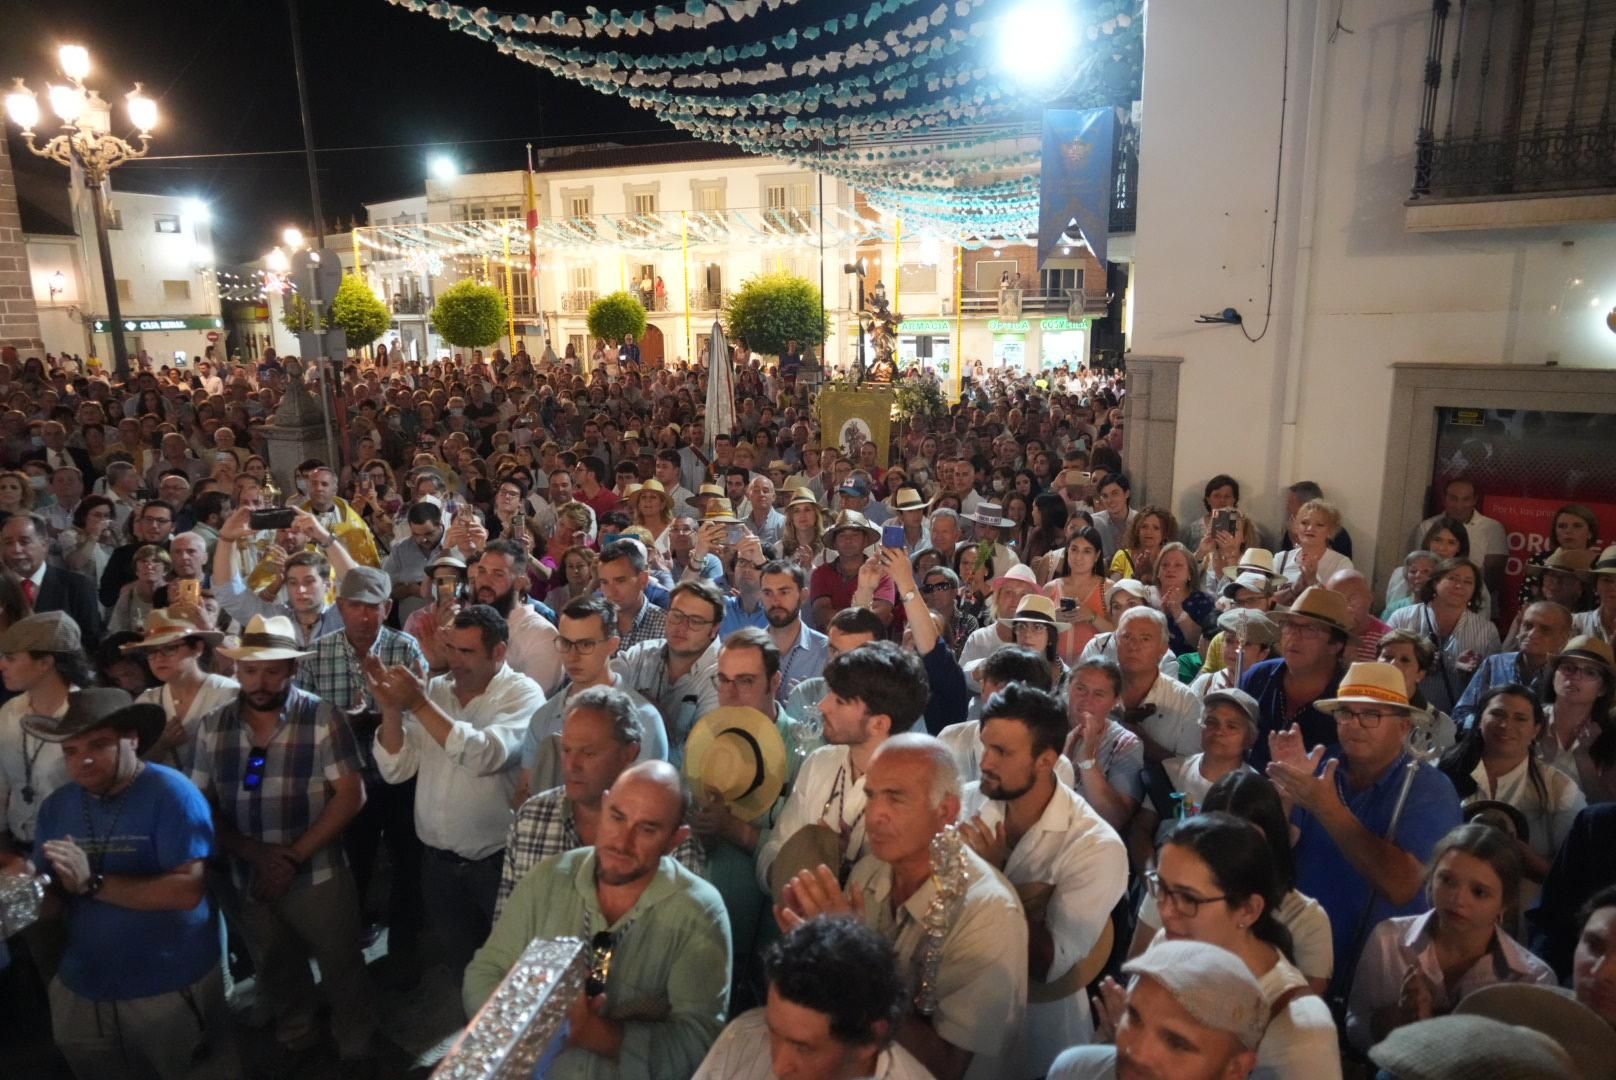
[494,785,706,918]
[298,626,426,769]
[616,600,668,654]
[191,685,361,890]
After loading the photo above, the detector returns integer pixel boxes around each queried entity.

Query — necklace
[821,762,868,882]
[19,731,44,805]
[80,763,142,880]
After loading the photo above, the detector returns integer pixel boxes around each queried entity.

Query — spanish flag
[524,143,539,287]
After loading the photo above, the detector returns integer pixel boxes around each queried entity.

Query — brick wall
[0,137,43,355]
[960,244,1104,294]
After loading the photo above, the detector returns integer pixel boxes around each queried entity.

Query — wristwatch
[1076,758,1098,771]
[900,589,917,603]
[82,873,105,898]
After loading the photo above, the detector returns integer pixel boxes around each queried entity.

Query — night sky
[0,0,685,262]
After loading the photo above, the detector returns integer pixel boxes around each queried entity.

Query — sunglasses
[921,581,956,594]
[586,930,614,997]
[242,747,268,791]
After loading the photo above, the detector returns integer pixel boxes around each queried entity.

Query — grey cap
[1203,688,1261,729]
[0,611,82,655]
[1368,1015,1575,1080]
[1121,940,1268,1050]
[336,566,390,605]
[1216,608,1279,646]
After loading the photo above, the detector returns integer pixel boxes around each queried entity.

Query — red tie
[21,579,36,606]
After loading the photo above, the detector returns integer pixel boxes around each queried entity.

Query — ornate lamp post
[5,45,159,380]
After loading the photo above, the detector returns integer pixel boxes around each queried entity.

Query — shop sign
[91,316,225,333]
[1040,316,1092,332]
[899,319,951,333]
[987,319,1029,333]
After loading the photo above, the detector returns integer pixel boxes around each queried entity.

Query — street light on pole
[5,45,159,380]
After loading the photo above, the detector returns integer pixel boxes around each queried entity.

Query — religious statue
[858,278,902,385]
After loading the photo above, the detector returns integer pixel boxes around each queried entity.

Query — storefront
[90,315,227,369]
[898,319,954,380]
[989,319,1029,369]
[1038,316,1091,369]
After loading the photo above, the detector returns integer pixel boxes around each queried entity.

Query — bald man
[465,761,731,1078]
[1452,600,1572,734]
[1326,568,1391,662]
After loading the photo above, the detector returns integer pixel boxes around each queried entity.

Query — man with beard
[367,605,548,977]
[1047,941,1265,1080]
[465,761,731,1078]
[613,580,725,764]
[382,501,446,602]
[472,540,563,696]
[720,535,771,637]
[190,617,384,1072]
[959,684,1128,1076]
[761,561,829,706]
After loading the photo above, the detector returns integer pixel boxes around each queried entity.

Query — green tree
[586,291,648,343]
[430,278,509,348]
[722,271,827,357]
[327,273,391,348]
[280,292,320,335]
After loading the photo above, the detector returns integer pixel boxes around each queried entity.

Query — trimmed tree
[430,278,509,348]
[327,273,391,349]
[587,291,648,343]
[722,271,827,357]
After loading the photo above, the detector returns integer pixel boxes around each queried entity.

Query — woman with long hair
[631,480,675,553]
[1153,541,1215,659]
[1002,491,1032,553]
[1519,503,1601,609]
[781,489,825,572]
[0,470,34,515]
[1109,506,1176,585]
[1439,684,1585,898]
[1103,812,1340,1078]
[1540,636,1616,803]
[1127,772,1334,993]
[127,609,236,773]
[1025,492,1069,573]
[1388,558,1501,714]
[1346,823,1555,1052]
[1006,594,1067,688]
[1051,526,1112,664]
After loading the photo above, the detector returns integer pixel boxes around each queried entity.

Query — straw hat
[1368,1015,1576,1080]
[1223,548,1281,581]
[694,482,726,502]
[700,498,742,525]
[1315,661,1428,716]
[122,607,224,651]
[766,460,791,476]
[1548,635,1616,680]
[1456,982,1616,1080]
[1593,544,1616,576]
[1270,586,1352,636]
[22,688,166,758]
[766,823,842,907]
[632,478,674,514]
[824,509,880,547]
[891,486,927,512]
[785,486,821,510]
[1053,468,1089,490]
[1527,548,1597,579]
[968,502,1017,530]
[217,614,314,662]
[683,706,788,821]
[1009,593,1059,626]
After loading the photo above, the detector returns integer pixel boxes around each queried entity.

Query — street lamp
[5,45,158,379]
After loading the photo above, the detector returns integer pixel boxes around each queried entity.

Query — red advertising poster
[1484,497,1616,623]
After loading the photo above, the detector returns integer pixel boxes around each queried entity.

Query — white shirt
[755,743,870,893]
[939,720,1074,787]
[1138,888,1335,986]
[1078,633,1179,677]
[694,1007,936,1080]
[1573,607,1614,644]
[958,623,1015,689]
[138,674,240,775]
[1273,546,1354,586]
[961,781,1128,1076]
[849,846,1027,1080]
[1464,755,1584,909]
[505,603,565,697]
[372,662,548,859]
[1131,672,1204,758]
[0,692,70,843]
[1253,951,1342,1080]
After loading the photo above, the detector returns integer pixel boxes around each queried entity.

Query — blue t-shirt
[1242,658,1344,770]
[720,596,769,638]
[32,763,217,1001]
[1291,750,1461,993]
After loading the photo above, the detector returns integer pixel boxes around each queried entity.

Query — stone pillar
[261,376,330,497]
[1121,355,1182,514]
[0,137,44,356]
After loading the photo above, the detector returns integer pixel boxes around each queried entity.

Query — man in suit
[1,512,102,649]
[25,421,96,484]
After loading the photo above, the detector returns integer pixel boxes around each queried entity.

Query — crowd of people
[1,338,1614,1080]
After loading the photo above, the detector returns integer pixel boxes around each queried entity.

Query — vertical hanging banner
[1038,107,1115,269]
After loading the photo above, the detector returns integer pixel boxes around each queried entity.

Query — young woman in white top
[1272,498,1353,605]
[1387,557,1502,715]
[1101,812,1340,1080]
[1346,823,1557,1053]
[129,608,238,774]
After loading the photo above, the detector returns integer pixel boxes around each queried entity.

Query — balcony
[958,288,1109,318]
[391,295,427,315]
[1410,0,1616,228]
[561,290,597,312]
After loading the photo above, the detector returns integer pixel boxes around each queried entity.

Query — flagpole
[526,142,543,345]
[503,227,515,352]
[681,211,692,367]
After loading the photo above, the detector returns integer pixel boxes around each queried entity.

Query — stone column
[261,375,331,497]
[0,137,44,356]
[1121,355,1182,512]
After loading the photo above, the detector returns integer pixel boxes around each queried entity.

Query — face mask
[28,475,47,491]
[450,408,464,417]
[29,436,43,449]
[992,479,1008,493]
[388,415,403,429]
[295,478,309,495]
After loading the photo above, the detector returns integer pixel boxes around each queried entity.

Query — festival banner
[1482,495,1616,624]
[1037,107,1115,269]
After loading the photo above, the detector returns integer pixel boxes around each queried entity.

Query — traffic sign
[206,331,221,343]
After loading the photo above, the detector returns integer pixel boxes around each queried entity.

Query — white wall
[1131,0,1616,582]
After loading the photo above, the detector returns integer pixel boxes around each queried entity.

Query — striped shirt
[1387,604,1502,714]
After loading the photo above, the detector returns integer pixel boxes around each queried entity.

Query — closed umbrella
[705,319,735,453]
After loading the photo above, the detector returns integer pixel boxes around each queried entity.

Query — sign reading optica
[91,316,225,333]
[987,319,1030,333]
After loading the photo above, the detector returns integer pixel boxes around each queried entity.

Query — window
[974,260,1019,292]
[510,268,533,315]
[1040,267,1083,296]
[569,334,587,359]
[163,280,191,302]
[632,192,657,215]
[570,265,594,291]
[468,206,487,222]
[115,279,133,302]
[764,184,788,210]
[694,183,724,211]
[569,195,592,220]
[153,214,181,234]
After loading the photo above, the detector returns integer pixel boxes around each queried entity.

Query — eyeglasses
[242,747,268,792]
[149,642,191,659]
[713,672,763,691]
[1143,870,1229,917]
[1558,661,1607,682]
[585,930,614,997]
[665,610,716,629]
[1333,707,1393,729]
[558,636,606,655]
[922,581,956,594]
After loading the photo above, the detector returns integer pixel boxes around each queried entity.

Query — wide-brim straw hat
[122,607,224,651]
[1526,548,1597,579]
[1223,548,1281,581]
[891,486,927,512]
[1456,982,1616,1080]
[1270,585,1352,636]
[22,687,167,758]
[216,614,313,662]
[695,482,726,501]
[1593,544,1616,576]
[683,706,788,822]
[632,478,673,513]
[1315,661,1429,717]
[766,823,842,908]
[700,498,742,525]
[1009,593,1059,625]
[785,485,821,511]
[1549,635,1616,678]
[825,509,880,547]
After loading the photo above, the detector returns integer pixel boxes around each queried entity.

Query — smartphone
[174,578,202,607]
[249,507,297,530]
[881,523,907,548]
[600,532,624,549]
[1214,508,1240,535]
[1059,596,1078,612]
[726,523,746,546]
